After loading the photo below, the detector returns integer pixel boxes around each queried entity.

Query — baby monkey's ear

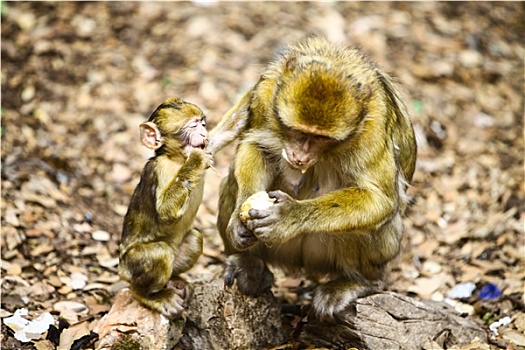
[140,122,163,150]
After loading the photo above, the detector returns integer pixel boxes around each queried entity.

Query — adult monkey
[216,36,417,322]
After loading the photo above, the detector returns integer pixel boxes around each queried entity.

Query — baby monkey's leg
[171,228,203,276]
[159,229,204,313]
[119,241,184,318]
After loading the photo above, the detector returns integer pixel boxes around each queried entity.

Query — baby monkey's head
[140,97,209,155]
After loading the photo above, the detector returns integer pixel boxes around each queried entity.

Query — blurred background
[1,2,523,348]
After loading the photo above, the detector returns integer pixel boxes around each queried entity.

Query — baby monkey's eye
[189,117,206,128]
[315,135,332,142]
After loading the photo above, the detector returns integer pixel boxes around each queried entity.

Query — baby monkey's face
[178,116,208,150]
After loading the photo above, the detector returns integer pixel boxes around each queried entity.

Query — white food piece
[240,191,276,224]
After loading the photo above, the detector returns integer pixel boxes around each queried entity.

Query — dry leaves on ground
[1,2,523,349]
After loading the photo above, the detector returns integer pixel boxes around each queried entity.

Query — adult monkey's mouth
[281,149,308,174]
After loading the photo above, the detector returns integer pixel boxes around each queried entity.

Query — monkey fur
[216,36,417,322]
[118,97,212,318]
[206,90,251,155]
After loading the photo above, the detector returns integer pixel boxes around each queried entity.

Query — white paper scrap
[3,308,55,342]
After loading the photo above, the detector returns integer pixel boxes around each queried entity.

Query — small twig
[209,165,221,177]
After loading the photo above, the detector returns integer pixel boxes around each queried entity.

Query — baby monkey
[118,97,212,318]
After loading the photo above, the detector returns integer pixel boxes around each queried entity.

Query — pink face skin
[282,128,335,172]
[180,116,208,150]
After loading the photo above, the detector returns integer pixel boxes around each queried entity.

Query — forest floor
[1,2,524,349]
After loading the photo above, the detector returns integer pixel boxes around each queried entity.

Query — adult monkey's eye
[316,135,332,143]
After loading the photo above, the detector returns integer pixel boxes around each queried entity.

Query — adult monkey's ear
[139,122,163,150]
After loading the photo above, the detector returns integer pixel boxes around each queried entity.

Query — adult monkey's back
[216,36,417,322]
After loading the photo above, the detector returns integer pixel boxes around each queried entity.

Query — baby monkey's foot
[167,278,188,300]
[152,287,185,319]
[142,279,189,319]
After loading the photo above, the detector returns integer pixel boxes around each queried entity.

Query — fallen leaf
[30,244,55,257]
[3,309,55,343]
[58,284,72,295]
[28,281,55,298]
[54,301,88,314]
[113,204,128,217]
[92,230,111,242]
[84,283,109,291]
[59,309,79,325]
[98,257,119,268]
[502,330,525,347]
[459,265,484,283]
[447,282,476,299]
[455,337,491,350]
[4,208,20,226]
[69,272,88,290]
[20,193,56,209]
[58,321,91,350]
[0,309,13,318]
[34,339,56,350]
[408,273,452,298]
[47,275,63,288]
[73,222,92,233]
[95,273,120,284]
[514,312,525,333]
[471,259,507,273]
[444,298,475,316]
[80,244,102,256]
[109,163,132,183]
[6,262,22,275]
[3,226,24,250]
[421,260,442,275]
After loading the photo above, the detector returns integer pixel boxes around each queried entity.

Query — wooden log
[179,273,284,349]
[94,273,486,349]
[297,292,486,350]
[93,274,284,350]
[93,288,185,350]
